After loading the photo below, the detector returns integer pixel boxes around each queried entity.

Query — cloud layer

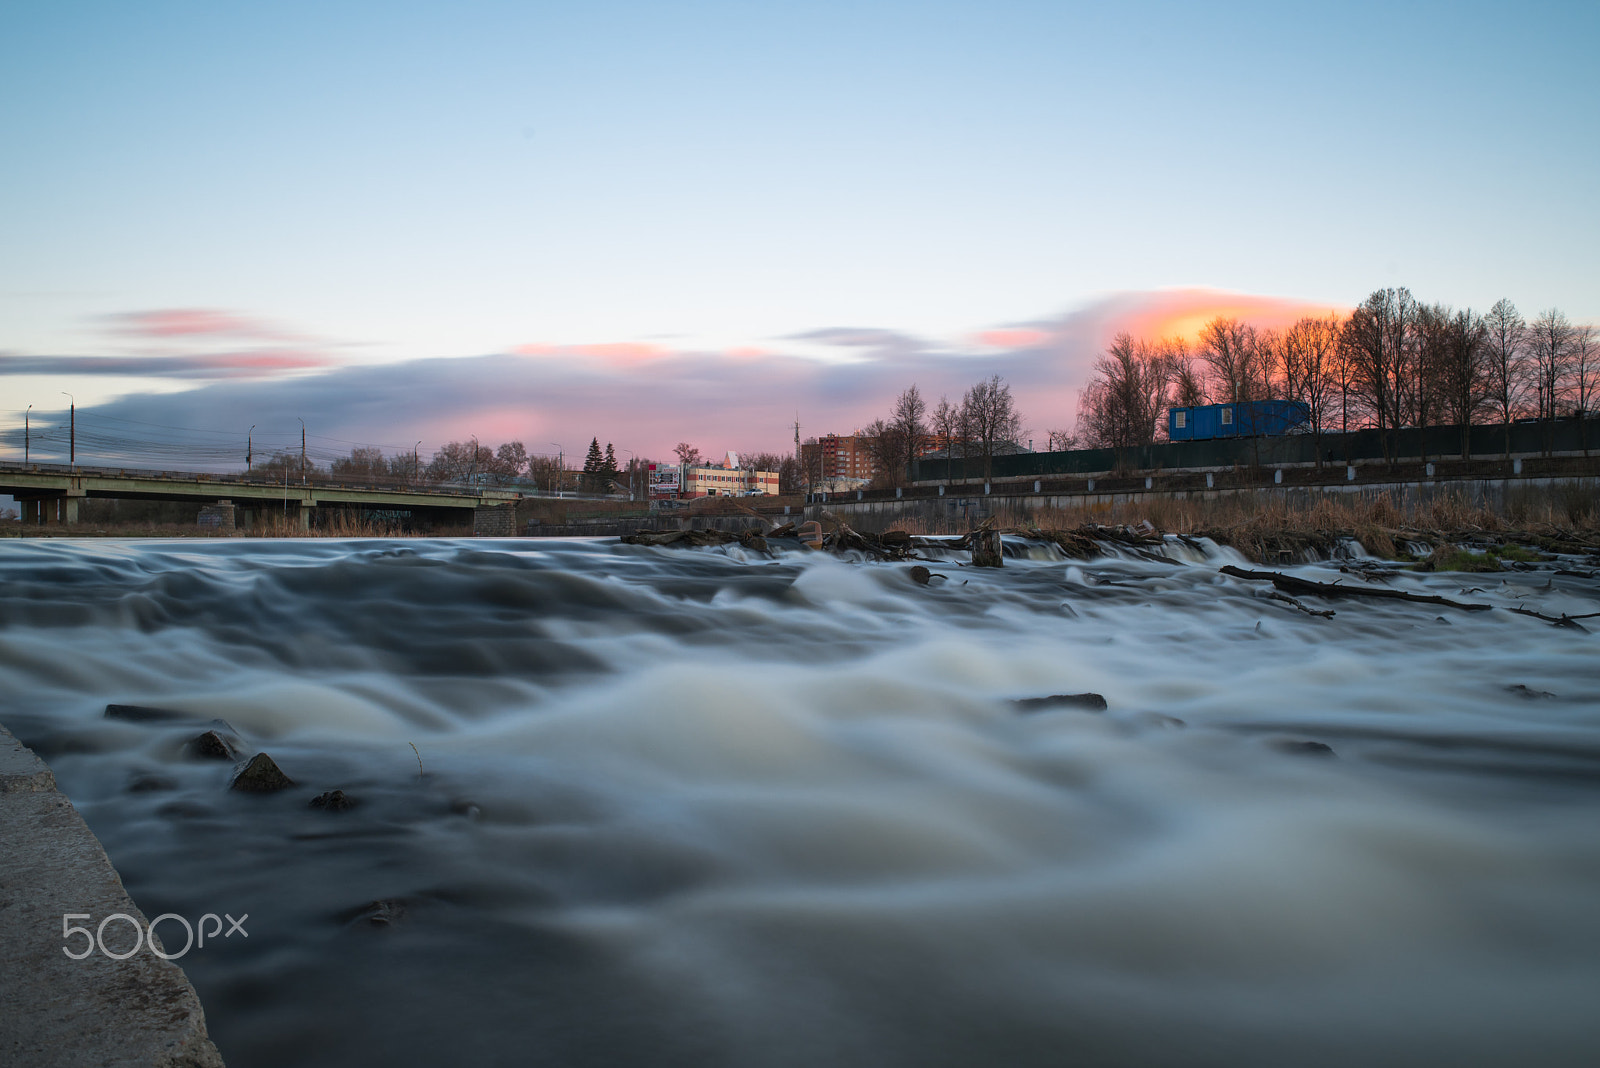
[6,289,1342,464]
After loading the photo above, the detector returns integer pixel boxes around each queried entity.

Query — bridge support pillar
[298,505,311,531]
[63,498,78,524]
[21,500,39,525]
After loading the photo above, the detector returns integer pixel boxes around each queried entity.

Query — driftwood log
[1219,565,1491,612]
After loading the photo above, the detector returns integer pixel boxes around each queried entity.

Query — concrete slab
[0,724,224,1067]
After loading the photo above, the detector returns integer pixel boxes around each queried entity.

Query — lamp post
[620,448,637,501]
[24,404,31,465]
[549,443,563,497]
[60,392,74,466]
[247,425,256,473]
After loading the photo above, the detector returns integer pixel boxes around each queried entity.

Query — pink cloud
[512,341,671,366]
[976,328,1050,349]
[113,308,271,338]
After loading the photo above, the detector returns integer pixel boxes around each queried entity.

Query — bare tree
[1429,308,1491,460]
[930,394,963,483]
[1340,288,1416,463]
[864,384,928,487]
[1045,428,1076,451]
[1572,324,1597,456]
[962,374,1022,481]
[1482,298,1529,459]
[673,442,702,466]
[330,446,388,481]
[1527,309,1576,457]
[1167,336,1207,408]
[1280,313,1342,465]
[1199,317,1262,404]
[1075,333,1172,457]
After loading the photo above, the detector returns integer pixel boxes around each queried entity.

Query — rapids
[2,536,1598,1066]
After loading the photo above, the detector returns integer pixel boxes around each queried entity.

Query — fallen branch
[1508,605,1594,631]
[1266,590,1336,618]
[1219,565,1492,612]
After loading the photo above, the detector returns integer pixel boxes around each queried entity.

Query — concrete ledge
[0,724,224,1067]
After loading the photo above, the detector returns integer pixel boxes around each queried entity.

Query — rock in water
[186,730,238,761]
[230,752,295,792]
[1012,693,1109,713]
[1269,739,1337,758]
[910,565,932,585]
[309,789,357,811]
[105,703,193,723]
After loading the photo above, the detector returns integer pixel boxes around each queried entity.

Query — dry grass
[882,483,1599,563]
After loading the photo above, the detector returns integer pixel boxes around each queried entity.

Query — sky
[2,1,1596,467]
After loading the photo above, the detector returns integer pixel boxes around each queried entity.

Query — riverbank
[0,724,224,1067]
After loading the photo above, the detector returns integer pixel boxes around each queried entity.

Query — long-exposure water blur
[3,534,1598,1067]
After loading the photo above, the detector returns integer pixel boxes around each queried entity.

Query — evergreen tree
[581,438,604,492]
[600,443,621,491]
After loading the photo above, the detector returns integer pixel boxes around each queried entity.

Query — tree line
[1075,289,1597,463]
[839,374,1024,487]
[253,437,649,495]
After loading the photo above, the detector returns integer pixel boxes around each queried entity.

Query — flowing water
[2,535,1598,1067]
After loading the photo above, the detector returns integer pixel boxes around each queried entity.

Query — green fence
[908,419,1597,483]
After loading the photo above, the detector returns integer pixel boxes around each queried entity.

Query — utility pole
[24,405,31,465]
[61,392,74,466]
[298,418,306,484]
[414,441,422,485]
[247,425,255,473]
[549,443,563,497]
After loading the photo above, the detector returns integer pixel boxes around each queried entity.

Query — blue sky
[1,1,1595,460]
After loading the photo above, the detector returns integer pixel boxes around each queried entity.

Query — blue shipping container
[1168,401,1310,441]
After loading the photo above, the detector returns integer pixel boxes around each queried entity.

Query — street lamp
[549,443,563,496]
[620,448,637,501]
[60,392,74,466]
[247,425,256,473]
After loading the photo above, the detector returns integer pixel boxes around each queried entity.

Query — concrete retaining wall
[805,475,1600,533]
[0,724,224,1067]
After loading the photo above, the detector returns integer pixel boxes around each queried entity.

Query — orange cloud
[976,328,1050,349]
[1109,289,1348,346]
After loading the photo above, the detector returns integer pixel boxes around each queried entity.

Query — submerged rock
[230,752,295,793]
[340,899,409,929]
[1012,693,1109,713]
[105,703,194,723]
[309,789,357,811]
[1269,739,1337,758]
[910,565,931,585]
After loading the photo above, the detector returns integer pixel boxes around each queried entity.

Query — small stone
[1506,684,1556,700]
[910,565,932,585]
[341,899,408,928]
[229,752,295,793]
[309,789,357,811]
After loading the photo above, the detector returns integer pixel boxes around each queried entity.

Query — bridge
[0,461,526,533]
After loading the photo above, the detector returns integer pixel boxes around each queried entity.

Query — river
[2,535,1597,1066]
